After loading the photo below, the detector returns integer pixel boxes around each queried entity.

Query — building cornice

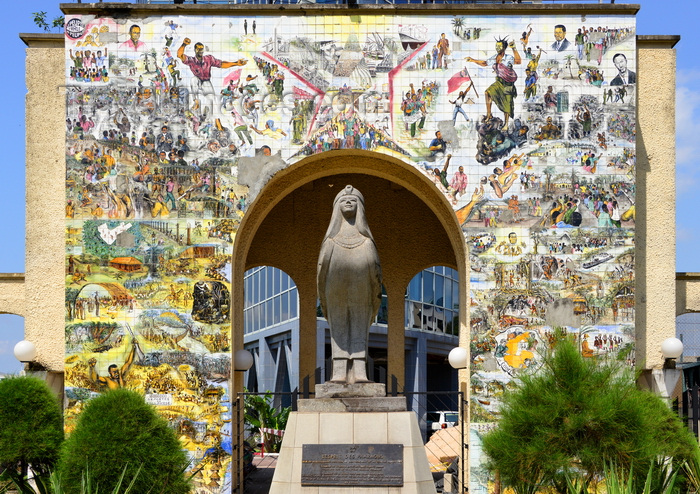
[59,2,639,17]
[19,33,64,48]
[637,35,681,48]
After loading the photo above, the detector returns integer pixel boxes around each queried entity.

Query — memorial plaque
[301,444,403,486]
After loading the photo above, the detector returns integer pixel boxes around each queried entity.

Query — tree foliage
[482,338,698,493]
[31,11,64,33]
[58,389,190,494]
[0,376,63,493]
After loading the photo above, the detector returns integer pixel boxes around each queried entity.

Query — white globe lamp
[448,346,468,370]
[661,337,683,360]
[14,340,37,363]
[233,349,254,371]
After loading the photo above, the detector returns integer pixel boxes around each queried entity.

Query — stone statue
[318,185,382,384]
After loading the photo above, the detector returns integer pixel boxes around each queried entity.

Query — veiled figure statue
[317,185,383,384]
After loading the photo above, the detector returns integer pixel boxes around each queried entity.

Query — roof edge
[637,34,680,48]
[59,2,640,16]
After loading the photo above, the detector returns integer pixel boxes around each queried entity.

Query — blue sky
[0,0,696,372]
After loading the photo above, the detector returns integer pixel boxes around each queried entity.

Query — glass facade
[405,266,459,335]
[243,266,298,334]
[244,266,458,336]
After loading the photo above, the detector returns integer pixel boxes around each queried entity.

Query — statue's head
[325,185,373,241]
[333,185,365,211]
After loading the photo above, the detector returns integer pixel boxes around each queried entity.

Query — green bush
[58,389,190,494]
[482,338,698,493]
[0,376,63,493]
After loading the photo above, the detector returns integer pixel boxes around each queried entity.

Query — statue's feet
[330,358,348,383]
[350,359,370,384]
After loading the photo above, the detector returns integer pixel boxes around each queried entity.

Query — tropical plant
[0,376,63,494]
[58,389,191,494]
[482,337,698,493]
[244,391,291,453]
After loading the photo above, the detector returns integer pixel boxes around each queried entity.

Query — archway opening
[233,151,468,393]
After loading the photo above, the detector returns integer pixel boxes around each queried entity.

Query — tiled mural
[64,11,635,492]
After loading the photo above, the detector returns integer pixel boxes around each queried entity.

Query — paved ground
[243,454,277,493]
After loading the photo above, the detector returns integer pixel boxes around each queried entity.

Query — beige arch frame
[232,149,470,394]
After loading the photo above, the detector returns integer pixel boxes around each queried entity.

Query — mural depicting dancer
[177,37,248,121]
[466,36,522,130]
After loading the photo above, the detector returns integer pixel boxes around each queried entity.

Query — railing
[682,383,700,439]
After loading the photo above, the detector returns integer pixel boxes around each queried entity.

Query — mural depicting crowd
[64,12,636,493]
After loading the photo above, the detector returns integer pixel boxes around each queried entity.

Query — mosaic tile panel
[64,12,635,492]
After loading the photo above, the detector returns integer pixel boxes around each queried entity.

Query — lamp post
[233,349,254,372]
[13,340,37,375]
[447,346,469,494]
[448,346,468,370]
[14,340,36,363]
[652,337,683,406]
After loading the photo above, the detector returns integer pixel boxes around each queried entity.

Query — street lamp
[13,340,37,364]
[652,337,684,406]
[661,337,683,368]
[448,346,468,370]
[234,349,254,372]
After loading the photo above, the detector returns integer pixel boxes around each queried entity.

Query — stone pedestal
[269,398,437,493]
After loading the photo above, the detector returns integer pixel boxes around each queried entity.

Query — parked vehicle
[427,410,459,432]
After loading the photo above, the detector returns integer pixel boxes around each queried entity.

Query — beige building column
[21,34,66,372]
[385,277,407,391]
[676,273,700,315]
[636,35,680,371]
[0,274,26,317]
[296,281,319,390]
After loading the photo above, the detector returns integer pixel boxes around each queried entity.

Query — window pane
[282,291,289,321]
[253,304,261,332]
[265,299,273,328]
[435,276,444,307]
[408,275,421,301]
[274,268,281,294]
[423,272,434,305]
[273,296,281,325]
[453,280,459,309]
[290,288,298,318]
[258,273,264,302]
[282,272,289,291]
[377,295,388,324]
[444,281,452,311]
[266,268,273,299]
